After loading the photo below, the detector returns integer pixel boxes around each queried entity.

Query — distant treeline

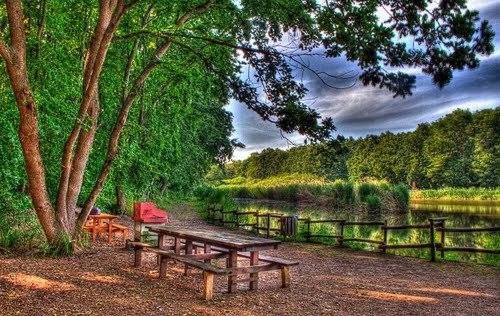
[221,108,499,188]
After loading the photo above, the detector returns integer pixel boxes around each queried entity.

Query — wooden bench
[160,253,230,300]
[190,244,298,288]
[130,240,298,300]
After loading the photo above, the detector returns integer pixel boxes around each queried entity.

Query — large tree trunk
[15,80,58,240]
[2,0,57,241]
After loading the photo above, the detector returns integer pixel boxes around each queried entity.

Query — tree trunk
[64,92,100,232]
[1,0,58,241]
[116,185,126,214]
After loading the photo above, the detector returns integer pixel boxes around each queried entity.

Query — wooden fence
[206,208,499,262]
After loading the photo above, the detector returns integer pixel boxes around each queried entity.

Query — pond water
[234,199,500,266]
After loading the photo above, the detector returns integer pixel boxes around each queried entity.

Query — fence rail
[206,207,499,262]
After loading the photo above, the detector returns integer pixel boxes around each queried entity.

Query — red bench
[133,202,169,223]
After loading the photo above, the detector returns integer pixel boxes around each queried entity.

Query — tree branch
[57,0,128,224]
[75,0,215,231]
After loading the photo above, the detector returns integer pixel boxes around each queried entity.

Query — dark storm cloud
[229,0,500,160]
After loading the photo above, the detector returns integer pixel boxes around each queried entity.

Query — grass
[215,174,410,212]
[411,187,500,201]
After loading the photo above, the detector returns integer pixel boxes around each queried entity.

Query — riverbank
[1,205,499,315]
[411,187,500,202]
[204,198,500,266]
[211,174,410,212]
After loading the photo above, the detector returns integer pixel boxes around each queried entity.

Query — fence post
[306,218,311,242]
[255,210,259,235]
[266,213,271,238]
[338,220,345,247]
[382,220,388,253]
[429,218,436,262]
[440,219,446,259]
[279,215,284,238]
[234,209,239,229]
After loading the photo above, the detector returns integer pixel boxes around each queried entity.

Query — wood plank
[147,226,281,250]
[237,252,299,266]
[343,238,384,244]
[344,221,385,226]
[308,234,342,238]
[441,226,500,233]
[183,252,228,261]
[442,246,500,254]
[162,254,228,274]
[381,243,432,249]
[229,263,281,274]
[385,224,430,230]
[309,219,345,224]
[233,277,258,283]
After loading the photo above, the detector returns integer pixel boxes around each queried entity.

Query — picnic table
[84,214,128,243]
[130,226,298,300]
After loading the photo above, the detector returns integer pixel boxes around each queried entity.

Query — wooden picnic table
[141,225,296,299]
[87,214,118,243]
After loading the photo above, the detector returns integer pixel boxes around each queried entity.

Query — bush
[193,185,236,211]
[358,182,377,202]
[365,194,382,211]
[0,190,42,252]
[212,174,410,212]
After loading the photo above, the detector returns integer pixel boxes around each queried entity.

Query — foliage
[215,174,409,211]
[412,187,500,201]
[225,108,499,190]
[0,0,494,247]
[0,190,42,251]
[364,194,381,211]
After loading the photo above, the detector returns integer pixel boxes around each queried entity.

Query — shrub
[212,174,410,211]
[365,194,382,210]
[358,182,377,202]
[0,191,42,252]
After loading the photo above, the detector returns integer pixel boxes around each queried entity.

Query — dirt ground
[0,207,498,315]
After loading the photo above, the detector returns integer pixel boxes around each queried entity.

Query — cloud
[229,0,500,160]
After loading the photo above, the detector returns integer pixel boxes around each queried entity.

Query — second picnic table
[131,225,298,299]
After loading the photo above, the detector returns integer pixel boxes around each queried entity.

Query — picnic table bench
[130,226,298,300]
[83,214,128,243]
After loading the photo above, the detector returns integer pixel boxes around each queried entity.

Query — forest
[0,1,498,314]
[220,108,500,189]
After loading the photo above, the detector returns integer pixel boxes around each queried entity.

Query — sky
[228,0,500,160]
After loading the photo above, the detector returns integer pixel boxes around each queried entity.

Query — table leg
[204,244,212,263]
[108,219,113,243]
[250,251,259,290]
[184,240,193,275]
[227,250,238,293]
[158,234,165,249]
[174,238,181,254]
[157,233,165,266]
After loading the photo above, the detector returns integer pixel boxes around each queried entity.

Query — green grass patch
[411,187,500,201]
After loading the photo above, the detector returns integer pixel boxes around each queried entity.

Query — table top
[89,213,117,220]
[147,226,281,251]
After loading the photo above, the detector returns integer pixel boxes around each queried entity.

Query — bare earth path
[0,206,498,315]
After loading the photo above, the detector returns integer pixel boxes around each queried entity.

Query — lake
[234,199,500,266]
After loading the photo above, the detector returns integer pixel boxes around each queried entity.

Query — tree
[0,0,494,249]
